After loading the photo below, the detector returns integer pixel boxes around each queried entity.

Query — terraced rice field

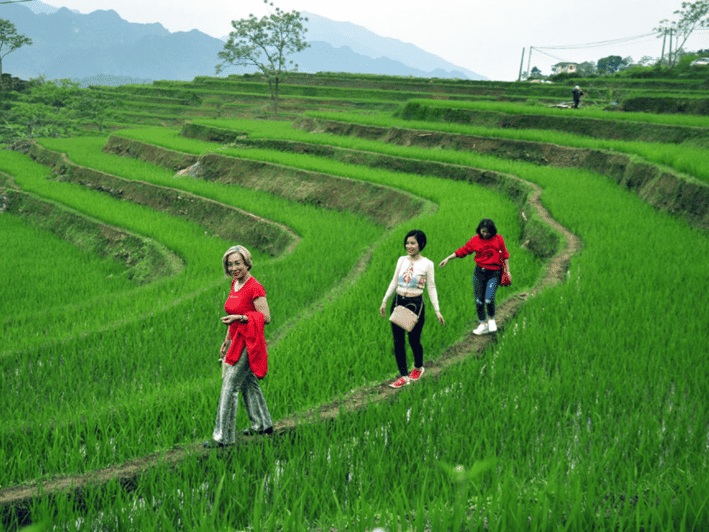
[1,74,708,531]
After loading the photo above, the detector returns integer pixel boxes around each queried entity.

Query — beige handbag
[389,304,420,332]
[389,288,424,332]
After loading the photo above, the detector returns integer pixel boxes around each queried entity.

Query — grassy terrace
[1,72,709,530]
[284,110,709,188]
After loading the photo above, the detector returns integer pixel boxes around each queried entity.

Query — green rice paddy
[1,72,708,531]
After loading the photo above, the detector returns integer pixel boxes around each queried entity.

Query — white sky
[37,0,709,80]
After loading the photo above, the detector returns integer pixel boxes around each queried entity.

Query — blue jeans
[473,265,501,321]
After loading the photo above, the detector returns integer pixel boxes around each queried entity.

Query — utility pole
[660,29,667,66]
[526,46,533,81]
[517,47,525,81]
[668,28,673,67]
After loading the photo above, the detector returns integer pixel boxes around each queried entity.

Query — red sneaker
[409,367,425,381]
[389,376,410,389]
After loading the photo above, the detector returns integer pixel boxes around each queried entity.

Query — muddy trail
[0,136,581,521]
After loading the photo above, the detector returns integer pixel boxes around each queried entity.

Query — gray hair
[222,245,253,276]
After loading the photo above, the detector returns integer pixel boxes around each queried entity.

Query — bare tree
[0,19,33,76]
[655,0,709,67]
[216,1,309,118]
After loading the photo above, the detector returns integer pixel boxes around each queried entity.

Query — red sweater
[455,234,509,270]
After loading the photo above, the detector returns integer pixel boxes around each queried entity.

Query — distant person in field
[439,218,510,335]
[380,229,445,389]
[204,245,273,449]
[572,85,584,108]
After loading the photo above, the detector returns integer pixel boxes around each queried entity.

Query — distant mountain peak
[301,11,485,80]
[6,3,483,82]
[20,0,73,15]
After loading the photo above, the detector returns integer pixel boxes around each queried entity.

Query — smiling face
[480,227,491,239]
[227,252,249,281]
[405,236,420,257]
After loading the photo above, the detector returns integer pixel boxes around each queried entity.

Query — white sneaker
[488,319,497,332]
[473,322,489,335]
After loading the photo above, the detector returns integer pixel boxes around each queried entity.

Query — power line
[535,32,659,50]
[532,48,569,63]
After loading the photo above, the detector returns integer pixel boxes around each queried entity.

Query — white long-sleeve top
[382,255,440,312]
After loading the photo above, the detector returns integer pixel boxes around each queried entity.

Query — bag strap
[497,235,506,270]
[395,292,424,318]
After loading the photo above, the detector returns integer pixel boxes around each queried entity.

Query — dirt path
[0,158,581,518]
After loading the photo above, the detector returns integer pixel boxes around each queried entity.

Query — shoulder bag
[389,294,423,332]
[389,258,423,332]
[497,235,511,287]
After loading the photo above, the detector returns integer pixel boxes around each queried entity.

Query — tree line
[527,0,709,79]
[2,0,708,116]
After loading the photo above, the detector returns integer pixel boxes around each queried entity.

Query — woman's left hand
[221,314,248,325]
[435,310,445,326]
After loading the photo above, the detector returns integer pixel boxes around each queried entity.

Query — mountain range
[1,1,485,84]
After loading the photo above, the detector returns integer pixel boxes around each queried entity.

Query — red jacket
[455,234,509,270]
[225,311,268,378]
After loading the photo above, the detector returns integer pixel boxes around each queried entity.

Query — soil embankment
[17,141,297,258]
[294,117,709,230]
[398,103,709,146]
[104,135,429,229]
[0,168,181,285]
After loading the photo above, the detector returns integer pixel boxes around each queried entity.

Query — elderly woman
[204,245,273,448]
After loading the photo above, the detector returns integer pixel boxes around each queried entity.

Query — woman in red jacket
[439,219,511,335]
[204,245,273,448]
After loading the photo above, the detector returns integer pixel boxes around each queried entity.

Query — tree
[655,1,709,67]
[216,1,309,117]
[0,19,33,76]
[1,76,116,144]
[529,66,542,78]
[71,90,112,132]
[618,56,634,71]
[576,61,596,76]
[597,55,628,74]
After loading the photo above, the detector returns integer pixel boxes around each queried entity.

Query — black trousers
[390,294,425,377]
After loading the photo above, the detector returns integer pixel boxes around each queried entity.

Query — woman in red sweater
[439,219,511,335]
[204,245,273,448]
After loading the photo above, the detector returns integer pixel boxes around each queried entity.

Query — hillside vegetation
[1,71,708,531]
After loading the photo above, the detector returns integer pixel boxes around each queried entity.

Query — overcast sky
[37,0,709,80]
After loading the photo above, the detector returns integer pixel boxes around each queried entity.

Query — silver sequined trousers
[212,348,273,444]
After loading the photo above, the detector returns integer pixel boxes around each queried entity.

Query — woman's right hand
[221,314,247,325]
[379,302,387,318]
[439,253,455,268]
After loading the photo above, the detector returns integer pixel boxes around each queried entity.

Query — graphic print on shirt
[402,262,413,284]
[400,260,426,290]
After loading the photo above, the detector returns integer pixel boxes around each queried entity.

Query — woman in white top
[380,229,445,388]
